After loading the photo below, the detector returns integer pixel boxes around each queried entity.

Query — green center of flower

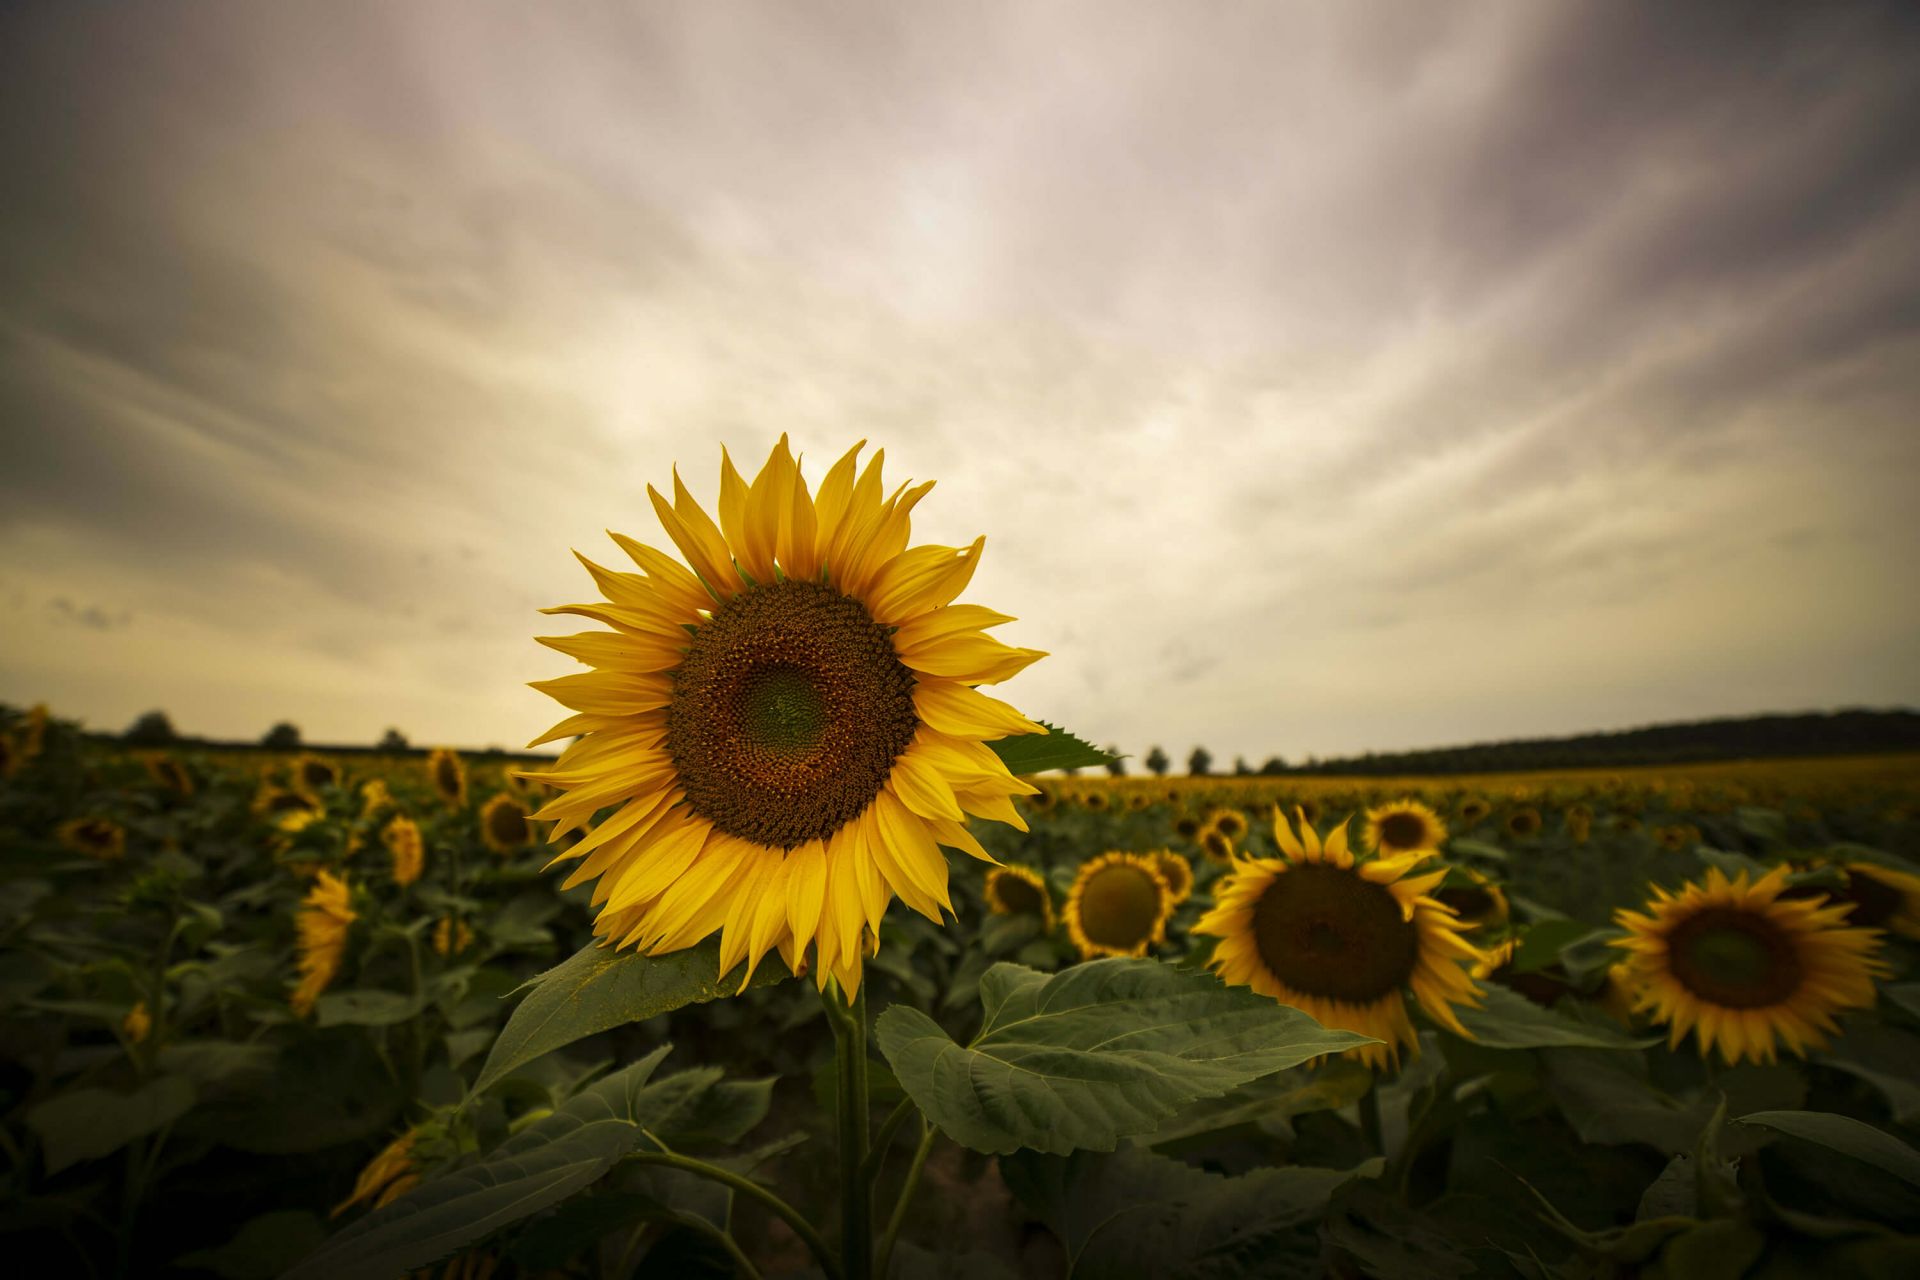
[1077,865,1163,950]
[668,579,918,849]
[1251,862,1418,1003]
[1667,908,1802,1008]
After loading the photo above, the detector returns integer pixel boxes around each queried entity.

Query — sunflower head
[332,1130,420,1218]
[1783,862,1920,941]
[1195,807,1485,1070]
[292,871,357,1018]
[382,815,425,888]
[427,748,467,807]
[1432,866,1509,931]
[1173,813,1202,841]
[144,755,194,797]
[1150,849,1194,904]
[1208,808,1249,842]
[1363,799,1448,857]
[1198,827,1235,864]
[1503,807,1542,839]
[1064,852,1173,959]
[294,753,341,793]
[1026,787,1057,813]
[480,793,531,854]
[1653,823,1700,853]
[359,779,393,821]
[1456,796,1491,827]
[255,784,321,821]
[527,439,1046,1001]
[57,816,126,860]
[984,865,1054,931]
[122,1001,152,1045]
[432,916,475,957]
[1613,866,1887,1065]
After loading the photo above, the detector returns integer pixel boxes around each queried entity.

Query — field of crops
[3,700,1918,1278]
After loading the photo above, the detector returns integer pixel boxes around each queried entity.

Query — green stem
[862,1097,916,1183]
[669,1211,764,1280]
[825,979,873,1280]
[624,1151,839,1280]
[1359,1082,1384,1158]
[874,1120,937,1280]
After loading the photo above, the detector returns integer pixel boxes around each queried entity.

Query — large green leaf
[287,1046,719,1280]
[314,989,427,1028]
[1143,1060,1374,1148]
[1451,986,1658,1051]
[875,958,1373,1155]
[1738,1110,1920,1188]
[474,939,788,1094]
[1003,1145,1378,1279]
[26,1075,196,1173]
[986,722,1116,775]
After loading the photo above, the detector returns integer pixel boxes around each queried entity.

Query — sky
[2,1,1917,764]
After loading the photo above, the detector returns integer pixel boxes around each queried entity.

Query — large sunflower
[1612,866,1886,1065]
[1063,852,1174,959]
[1197,808,1484,1070]
[526,440,1046,1000]
[1362,799,1447,857]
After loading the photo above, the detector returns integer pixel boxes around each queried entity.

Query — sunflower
[1612,866,1886,1065]
[291,870,356,1017]
[984,865,1054,931]
[294,752,341,793]
[333,1130,419,1217]
[254,784,321,822]
[1564,803,1593,844]
[432,916,475,957]
[1198,827,1235,864]
[1126,790,1153,812]
[1083,790,1110,812]
[359,778,393,822]
[122,1001,152,1045]
[1785,862,1920,942]
[144,755,194,797]
[1456,796,1491,827]
[1026,786,1057,813]
[1432,866,1509,931]
[1653,823,1700,853]
[1362,799,1448,857]
[525,439,1047,1000]
[1208,808,1249,842]
[1150,849,1194,904]
[383,815,425,888]
[57,816,125,860]
[1196,807,1484,1070]
[1063,852,1173,959]
[1503,807,1542,839]
[1173,813,1202,841]
[480,793,532,854]
[427,748,467,807]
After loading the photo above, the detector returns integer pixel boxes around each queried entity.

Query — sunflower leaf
[1450,985,1660,1051]
[286,1047,720,1280]
[474,939,788,1095]
[1738,1110,1920,1188]
[874,958,1374,1155]
[987,722,1116,775]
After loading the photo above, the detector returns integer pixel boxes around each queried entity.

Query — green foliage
[1739,1110,1920,1187]
[986,721,1116,775]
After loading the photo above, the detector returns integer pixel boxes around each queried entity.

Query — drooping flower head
[383,815,425,888]
[1064,852,1174,960]
[1197,807,1485,1071]
[294,752,341,793]
[1612,866,1887,1065]
[1151,849,1195,904]
[1431,866,1509,932]
[984,865,1054,932]
[427,748,467,808]
[1363,799,1447,857]
[479,793,531,854]
[332,1130,420,1217]
[526,440,1047,999]
[57,816,126,860]
[291,870,356,1017]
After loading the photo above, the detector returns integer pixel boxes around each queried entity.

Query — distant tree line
[100,712,542,761]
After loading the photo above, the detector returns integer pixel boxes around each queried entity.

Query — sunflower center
[1251,863,1418,1003]
[667,579,918,849]
[1840,869,1902,928]
[992,873,1045,916]
[488,802,529,846]
[1436,886,1495,920]
[1666,909,1802,1008]
[1078,866,1163,949]
[1378,813,1427,850]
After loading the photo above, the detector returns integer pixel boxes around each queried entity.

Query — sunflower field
[3,443,1919,1279]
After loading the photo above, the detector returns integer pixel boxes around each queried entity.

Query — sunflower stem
[862,1097,917,1184]
[623,1151,837,1280]
[825,977,873,1280]
[874,1117,936,1280]
[1359,1081,1385,1158]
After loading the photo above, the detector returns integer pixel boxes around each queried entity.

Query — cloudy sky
[2,2,1917,763]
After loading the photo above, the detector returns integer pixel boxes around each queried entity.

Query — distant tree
[1187,746,1213,777]
[1061,766,1081,777]
[1103,746,1127,777]
[262,722,302,750]
[1233,756,1253,776]
[124,710,177,746]
[378,727,410,752]
[1144,745,1170,777]
[1259,755,1288,776]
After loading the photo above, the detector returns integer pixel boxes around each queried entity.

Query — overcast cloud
[2,1,1917,761]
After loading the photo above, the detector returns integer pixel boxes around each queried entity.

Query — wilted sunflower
[1503,808,1542,839]
[1612,866,1886,1065]
[144,755,194,797]
[122,1001,152,1045]
[1432,866,1509,931]
[1197,807,1485,1070]
[1784,862,1920,942]
[525,439,1047,1000]
[480,793,532,854]
[333,1130,419,1217]
[1150,849,1194,904]
[432,916,475,957]
[427,748,467,807]
[1063,852,1173,959]
[383,815,425,888]
[1198,826,1235,864]
[294,752,341,792]
[57,816,125,860]
[1363,799,1447,857]
[984,865,1054,931]
[291,870,356,1017]
[1208,808,1249,842]
[1456,796,1491,827]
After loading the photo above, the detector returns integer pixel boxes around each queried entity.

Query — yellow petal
[912,679,1044,740]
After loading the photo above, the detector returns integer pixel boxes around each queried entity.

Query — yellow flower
[984,865,1054,932]
[1825,862,1920,940]
[333,1130,419,1217]
[1503,807,1542,840]
[294,753,341,793]
[1172,813,1202,841]
[1150,849,1195,904]
[383,815,425,888]
[122,1001,152,1044]
[1196,807,1485,1071]
[1082,790,1110,812]
[1431,866,1509,931]
[524,439,1047,1001]
[1653,823,1700,853]
[1362,799,1448,857]
[254,784,321,822]
[292,871,356,1017]
[144,755,194,797]
[1207,808,1249,843]
[1456,796,1491,827]
[1198,827,1234,864]
[1063,852,1174,960]
[432,916,475,957]
[359,778,393,821]
[57,816,125,860]
[277,808,321,836]
[1612,866,1886,1065]
[479,793,531,854]
[427,748,467,807]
